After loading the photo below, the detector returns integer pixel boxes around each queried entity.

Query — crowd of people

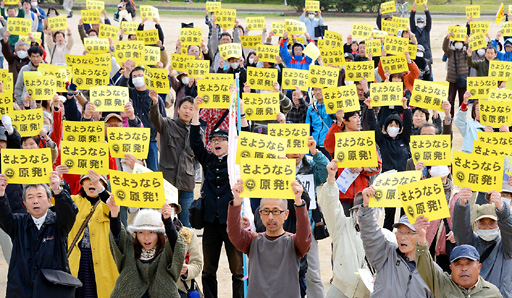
[0,0,512,297]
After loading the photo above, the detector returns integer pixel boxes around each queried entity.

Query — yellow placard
[62,121,104,143]
[6,17,31,35]
[140,5,159,20]
[380,55,409,74]
[410,80,448,112]
[271,22,285,37]
[3,0,18,4]
[120,21,139,35]
[110,170,166,208]
[452,150,504,192]
[241,35,262,49]
[381,1,396,14]
[47,16,68,31]
[179,28,203,46]
[107,127,151,159]
[489,60,512,81]
[73,64,110,90]
[305,1,320,11]
[383,35,409,56]
[381,19,400,35]
[345,61,375,82]
[66,53,111,66]
[467,77,498,99]
[0,70,13,93]
[242,93,280,121]
[186,60,210,79]
[218,43,242,59]
[285,19,306,35]
[81,10,101,24]
[303,42,320,60]
[470,21,489,35]
[334,131,378,168]
[473,140,512,158]
[480,100,512,128]
[369,171,422,207]
[99,23,119,40]
[206,1,221,11]
[502,22,512,36]
[11,109,43,137]
[399,176,450,224]
[282,68,308,91]
[410,134,451,166]
[393,16,408,30]
[449,26,466,41]
[257,44,279,63]
[365,39,382,57]
[416,0,427,4]
[18,32,42,44]
[90,86,129,112]
[323,85,360,114]
[204,73,234,81]
[60,141,109,175]
[84,37,110,54]
[468,34,486,51]
[246,17,265,31]
[240,158,295,199]
[370,81,403,107]
[307,65,339,89]
[478,131,512,146]
[323,30,343,48]
[236,131,287,164]
[170,53,194,72]
[466,5,480,19]
[144,46,160,66]
[372,29,388,39]
[247,66,278,91]
[488,88,512,101]
[268,123,309,154]
[86,0,104,11]
[0,93,12,117]
[38,64,71,93]
[24,75,56,101]
[144,67,170,93]
[136,29,159,45]
[197,79,231,109]
[320,47,344,66]
[1,148,52,184]
[114,40,145,65]
[215,9,236,29]
[351,23,373,39]
[408,44,417,59]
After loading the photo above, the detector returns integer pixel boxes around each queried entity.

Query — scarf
[140,247,157,261]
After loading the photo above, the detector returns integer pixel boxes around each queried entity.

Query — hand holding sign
[458,187,473,205]
[0,174,7,197]
[232,179,244,206]
[362,185,376,207]
[413,215,430,245]
[488,190,504,210]
[106,194,120,218]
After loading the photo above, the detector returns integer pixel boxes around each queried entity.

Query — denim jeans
[146,141,159,171]
[178,190,194,228]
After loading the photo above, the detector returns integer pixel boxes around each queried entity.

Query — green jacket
[415,243,502,298]
[109,223,186,298]
[466,56,490,77]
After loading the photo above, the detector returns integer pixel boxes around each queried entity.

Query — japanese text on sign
[282,68,309,91]
[241,35,262,49]
[24,75,56,100]
[206,1,221,11]
[488,88,512,102]
[121,21,139,35]
[186,60,210,79]
[7,17,31,35]
[99,23,119,40]
[449,26,467,41]
[236,131,287,164]
[84,38,110,54]
[307,65,339,88]
[268,123,310,154]
[452,150,504,192]
[247,66,278,91]
[0,93,12,117]
[365,39,382,57]
[466,5,480,19]
[380,55,409,74]
[369,170,422,207]
[136,29,159,45]
[66,53,111,66]
[468,34,487,51]
[179,28,202,46]
[240,158,296,200]
[411,80,448,112]
[114,40,145,65]
[489,60,512,81]
[305,1,319,11]
[139,5,159,20]
[1,148,52,184]
[60,141,109,175]
[345,61,375,81]
[383,35,409,56]
[351,23,373,39]
[320,47,345,66]
[381,1,396,14]
[334,131,378,168]
[171,53,194,72]
[470,21,489,35]
[370,81,403,107]
[215,9,236,29]
[144,67,170,94]
[144,46,160,66]
[478,131,512,146]
[479,100,512,128]
[90,86,129,112]
[271,22,285,37]
[468,77,498,99]
[285,19,306,35]
[257,44,279,63]
[219,43,242,59]
[247,17,265,31]
[62,121,104,143]
[47,16,68,31]
[242,93,280,121]
[410,134,451,166]
[110,170,165,208]
[323,85,360,113]
[38,64,71,93]
[73,64,110,90]
[81,10,101,24]
[197,79,231,109]
[107,127,151,159]
[11,109,43,137]
[86,0,104,11]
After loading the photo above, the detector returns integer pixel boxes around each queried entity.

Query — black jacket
[0,189,78,298]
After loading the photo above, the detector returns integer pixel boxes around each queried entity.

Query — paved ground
[0,9,480,297]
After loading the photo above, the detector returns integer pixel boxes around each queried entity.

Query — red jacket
[377,59,420,91]
[324,122,343,157]
[338,151,382,202]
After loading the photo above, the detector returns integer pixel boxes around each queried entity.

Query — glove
[2,115,13,134]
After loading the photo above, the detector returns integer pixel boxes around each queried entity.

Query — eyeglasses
[211,138,227,143]
[259,209,286,215]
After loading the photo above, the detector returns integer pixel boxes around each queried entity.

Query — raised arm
[290,181,312,257]
[489,191,512,256]
[452,188,479,246]
[149,90,166,134]
[0,174,17,237]
[50,171,78,236]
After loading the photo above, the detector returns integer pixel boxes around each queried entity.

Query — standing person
[106,199,186,298]
[30,0,46,46]
[279,31,312,70]
[63,0,73,18]
[410,2,432,69]
[14,45,43,105]
[454,91,484,153]
[207,15,240,71]
[286,87,308,124]
[118,59,167,171]
[0,172,81,297]
[2,30,29,87]
[20,0,38,33]
[443,32,469,117]
[306,87,334,159]
[228,179,311,297]
[46,28,73,65]
[300,8,323,41]
[466,46,497,77]
[358,186,433,298]
[415,216,502,297]
[150,95,196,228]
[452,187,512,297]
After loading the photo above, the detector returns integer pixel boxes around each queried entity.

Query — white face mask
[248,58,254,65]
[230,62,239,69]
[43,124,52,135]
[31,2,37,7]
[387,126,400,137]
[417,52,424,58]
[455,42,464,50]
[430,166,450,178]
[48,13,56,17]
[89,35,98,39]
[502,197,511,207]
[181,76,190,85]
[417,23,425,29]
[132,76,145,88]
[477,49,486,56]
[476,228,499,241]
[17,50,27,59]
[308,14,314,20]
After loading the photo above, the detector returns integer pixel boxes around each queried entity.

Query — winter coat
[410,10,432,61]
[1,39,30,87]
[442,36,469,84]
[279,39,312,70]
[492,38,512,62]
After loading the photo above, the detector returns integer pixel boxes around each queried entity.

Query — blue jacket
[299,13,323,41]
[280,39,312,70]
[306,102,333,147]
[30,7,46,32]
[492,38,512,61]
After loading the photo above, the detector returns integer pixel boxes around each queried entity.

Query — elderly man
[299,8,323,41]
[453,187,512,297]
[358,186,433,297]
[0,172,80,297]
[415,215,502,297]
[228,179,311,298]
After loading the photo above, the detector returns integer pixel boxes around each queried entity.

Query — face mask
[430,166,450,178]
[17,50,27,59]
[387,126,400,137]
[132,76,145,88]
[230,62,239,69]
[477,49,486,56]
[181,76,190,85]
[31,2,37,7]
[49,13,56,17]
[455,42,463,50]
[308,14,314,20]
[416,52,424,58]
[476,228,499,241]
[248,58,254,65]
[89,35,98,39]
[43,125,52,134]
[502,197,511,207]
[417,23,425,29]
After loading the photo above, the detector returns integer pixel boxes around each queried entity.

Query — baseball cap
[344,53,354,60]
[475,204,497,222]
[450,244,480,263]
[417,16,424,23]
[104,113,123,123]
[392,215,416,232]
[350,192,364,210]
[209,128,228,139]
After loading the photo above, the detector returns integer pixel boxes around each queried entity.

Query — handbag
[314,25,328,38]
[311,205,329,240]
[181,278,202,298]
[189,197,205,229]
[34,269,82,297]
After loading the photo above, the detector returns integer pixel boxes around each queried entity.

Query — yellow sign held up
[448,26,466,41]
[47,16,68,31]
[268,123,310,154]
[144,67,170,93]
[66,53,111,66]
[478,131,512,146]
[86,0,104,10]
[246,17,265,31]
[345,61,375,81]
[24,75,56,101]
[320,47,345,66]
[489,60,512,81]
[1,148,52,184]
[282,68,309,91]
[136,29,159,45]
[6,17,31,35]
[380,55,409,74]
[197,79,231,109]
[381,19,400,35]
[144,46,160,66]
[72,64,110,90]
[215,9,236,29]
[3,0,19,5]
[0,70,13,93]
[501,22,512,36]
[114,40,145,65]
[369,170,422,208]
[365,39,382,57]
[90,86,129,112]
[257,44,279,63]
[271,22,285,37]
[62,121,105,143]
[351,23,373,39]
[99,23,119,39]
[370,82,403,107]
[468,34,487,51]
[305,1,320,11]
[383,35,409,56]
[140,5,159,20]
[399,176,450,224]
[11,109,43,137]
[107,127,151,159]
[170,53,194,72]
[473,140,512,158]
[410,134,451,166]
[110,170,166,208]
[18,32,42,44]
[323,30,343,47]
[307,65,339,89]
[218,43,243,60]
[186,60,210,79]
[488,88,512,101]
[242,93,280,121]
[121,21,139,35]
[179,28,202,46]
[480,100,512,128]
[466,5,480,19]
[323,85,360,114]
[285,19,306,35]
[247,67,278,91]
[452,150,504,192]
[381,1,396,14]
[206,1,221,11]
[393,16,409,30]
[241,35,262,49]
[60,141,109,175]
[410,80,448,112]
[236,131,287,164]
[470,21,489,35]
[334,131,378,168]
[84,38,110,54]
[81,10,101,24]
[240,158,296,200]
[0,93,12,117]
[38,64,71,93]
